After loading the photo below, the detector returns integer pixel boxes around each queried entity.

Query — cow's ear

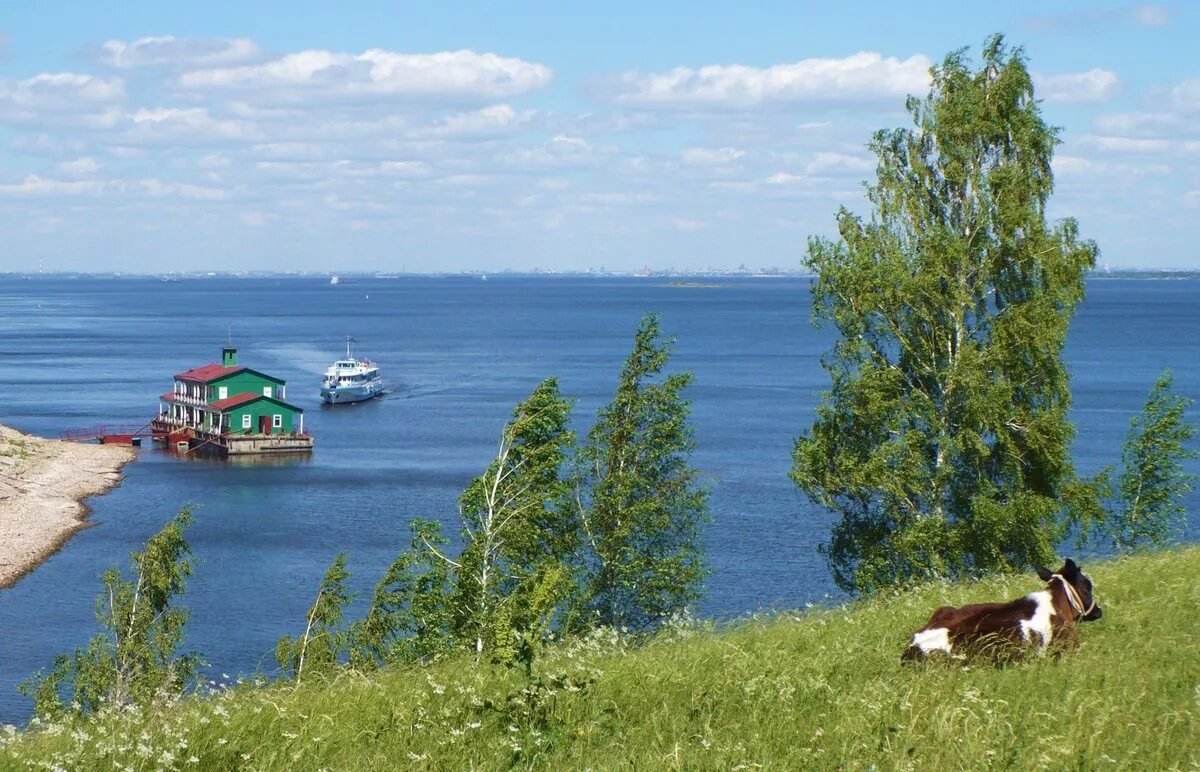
[1036,565,1053,582]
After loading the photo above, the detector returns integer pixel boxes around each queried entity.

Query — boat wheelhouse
[152,346,313,455]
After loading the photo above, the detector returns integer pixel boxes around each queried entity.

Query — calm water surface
[0,276,1196,723]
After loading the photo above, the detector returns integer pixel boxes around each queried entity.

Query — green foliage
[8,549,1199,770]
[579,313,711,630]
[350,518,454,668]
[276,553,354,683]
[348,379,577,671]
[792,35,1098,594]
[1108,370,1198,551]
[449,377,577,663]
[19,509,198,718]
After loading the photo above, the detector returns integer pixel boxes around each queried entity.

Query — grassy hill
[3,547,1198,770]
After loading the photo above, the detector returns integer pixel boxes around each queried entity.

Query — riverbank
[3,547,1196,768]
[0,425,136,589]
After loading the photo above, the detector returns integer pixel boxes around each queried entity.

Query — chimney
[222,346,238,367]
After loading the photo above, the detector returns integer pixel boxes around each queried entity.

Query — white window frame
[242,414,252,429]
[263,386,272,397]
[272,414,282,429]
[218,386,228,400]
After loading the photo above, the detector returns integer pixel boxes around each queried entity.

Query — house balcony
[160,393,210,407]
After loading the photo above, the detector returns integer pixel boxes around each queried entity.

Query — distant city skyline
[0,1,1197,272]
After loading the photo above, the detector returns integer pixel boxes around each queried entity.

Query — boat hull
[321,381,383,405]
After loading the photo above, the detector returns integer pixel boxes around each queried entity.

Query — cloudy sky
[0,0,1196,272]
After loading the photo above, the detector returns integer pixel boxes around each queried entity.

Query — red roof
[209,393,263,411]
[175,363,245,383]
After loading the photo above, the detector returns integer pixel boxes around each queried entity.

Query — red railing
[60,424,153,441]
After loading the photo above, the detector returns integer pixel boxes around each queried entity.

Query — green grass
[4,548,1199,770]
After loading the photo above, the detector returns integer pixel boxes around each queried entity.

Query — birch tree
[1107,371,1198,551]
[21,509,198,717]
[792,36,1099,594]
[350,518,454,668]
[276,553,353,683]
[449,377,576,661]
[578,314,710,630]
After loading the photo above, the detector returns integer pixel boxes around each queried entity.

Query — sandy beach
[0,424,136,589]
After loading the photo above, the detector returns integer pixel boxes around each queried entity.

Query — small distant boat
[330,275,340,285]
[321,337,383,405]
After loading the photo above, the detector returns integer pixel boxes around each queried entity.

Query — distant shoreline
[0,425,136,590]
[1,270,1198,281]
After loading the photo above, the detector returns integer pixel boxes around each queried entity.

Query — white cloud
[580,192,659,205]
[805,152,872,175]
[136,178,228,200]
[249,142,326,160]
[177,49,552,101]
[197,153,233,170]
[1035,69,1121,104]
[0,174,227,200]
[681,147,745,166]
[671,217,709,231]
[766,172,805,185]
[1053,154,1171,179]
[55,156,100,176]
[416,104,533,138]
[536,177,569,191]
[1094,111,1182,137]
[1134,3,1173,27]
[123,107,258,143]
[709,181,758,193]
[379,160,432,177]
[603,52,931,109]
[1083,135,1172,153]
[503,135,599,168]
[99,36,261,69]
[1024,4,1174,33]
[1171,77,1200,113]
[1053,155,1095,177]
[0,175,109,197]
[0,72,124,115]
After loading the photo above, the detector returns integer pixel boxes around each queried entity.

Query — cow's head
[1037,558,1102,621]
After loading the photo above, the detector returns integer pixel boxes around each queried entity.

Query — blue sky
[0,0,1197,272]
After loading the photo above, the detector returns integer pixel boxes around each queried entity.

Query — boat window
[242,414,251,429]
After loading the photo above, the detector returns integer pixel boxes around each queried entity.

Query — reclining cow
[902,558,1102,662]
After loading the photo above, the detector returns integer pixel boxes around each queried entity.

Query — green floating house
[153,346,313,455]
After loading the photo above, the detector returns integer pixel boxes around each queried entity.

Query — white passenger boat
[320,337,383,405]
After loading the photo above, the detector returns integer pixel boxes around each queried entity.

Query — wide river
[0,276,1196,722]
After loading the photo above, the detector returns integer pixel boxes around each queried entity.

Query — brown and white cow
[902,558,1102,662]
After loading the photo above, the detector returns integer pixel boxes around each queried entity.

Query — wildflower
[188,756,199,765]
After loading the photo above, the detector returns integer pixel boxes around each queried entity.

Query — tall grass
[4,548,1198,770]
